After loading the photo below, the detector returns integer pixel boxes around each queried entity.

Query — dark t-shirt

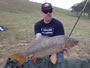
[34,18,65,37]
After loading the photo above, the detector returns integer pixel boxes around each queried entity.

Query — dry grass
[0,0,90,67]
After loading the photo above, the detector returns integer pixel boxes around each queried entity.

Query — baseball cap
[41,3,53,11]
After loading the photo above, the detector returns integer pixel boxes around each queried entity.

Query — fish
[7,35,79,66]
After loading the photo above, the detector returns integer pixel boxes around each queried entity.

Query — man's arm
[34,23,42,39]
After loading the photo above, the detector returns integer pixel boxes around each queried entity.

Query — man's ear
[40,11,44,16]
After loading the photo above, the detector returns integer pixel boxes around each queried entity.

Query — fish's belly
[33,47,61,58]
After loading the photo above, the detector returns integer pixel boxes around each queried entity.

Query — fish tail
[9,54,25,66]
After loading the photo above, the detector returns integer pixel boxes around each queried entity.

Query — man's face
[41,9,53,22]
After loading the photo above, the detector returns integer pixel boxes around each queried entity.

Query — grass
[0,0,90,67]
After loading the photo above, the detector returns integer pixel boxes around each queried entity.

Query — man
[34,3,65,59]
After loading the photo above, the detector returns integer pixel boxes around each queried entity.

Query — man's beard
[45,17,52,22]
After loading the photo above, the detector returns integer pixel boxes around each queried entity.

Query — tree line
[71,0,90,18]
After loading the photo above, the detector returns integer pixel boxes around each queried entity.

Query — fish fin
[26,54,33,59]
[32,56,36,64]
[50,54,57,64]
[64,49,70,58]
[26,54,36,64]
[9,54,25,66]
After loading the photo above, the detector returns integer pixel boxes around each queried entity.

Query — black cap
[41,3,53,11]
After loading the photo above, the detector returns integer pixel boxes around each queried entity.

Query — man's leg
[56,52,64,59]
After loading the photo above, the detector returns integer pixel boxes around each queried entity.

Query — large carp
[7,35,79,66]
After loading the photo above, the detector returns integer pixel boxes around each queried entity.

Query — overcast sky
[29,0,83,10]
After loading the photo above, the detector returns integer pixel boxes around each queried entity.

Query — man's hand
[61,48,69,52]
[61,48,70,58]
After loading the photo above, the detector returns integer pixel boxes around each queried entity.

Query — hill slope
[0,0,90,67]
[0,0,41,13]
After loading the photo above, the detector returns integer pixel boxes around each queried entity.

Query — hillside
[0,0,90,67]
[0,0,41,13]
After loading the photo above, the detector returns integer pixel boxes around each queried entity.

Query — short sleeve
[34,23,41,35]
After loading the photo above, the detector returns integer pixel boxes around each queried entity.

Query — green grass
[0,0,90,66]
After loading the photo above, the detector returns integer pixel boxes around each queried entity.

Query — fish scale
[20,35,79,58]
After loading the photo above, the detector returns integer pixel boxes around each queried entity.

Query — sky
[29,0,83,10]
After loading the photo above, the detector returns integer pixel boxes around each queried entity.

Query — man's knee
[56,52,64,58]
